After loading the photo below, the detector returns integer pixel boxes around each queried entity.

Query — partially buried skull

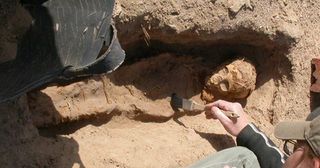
[202,58,257,102]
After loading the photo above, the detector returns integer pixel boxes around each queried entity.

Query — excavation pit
[25,32,294,167]
[28,27,293,126]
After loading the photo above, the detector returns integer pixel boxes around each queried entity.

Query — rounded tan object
[204,58,257,100]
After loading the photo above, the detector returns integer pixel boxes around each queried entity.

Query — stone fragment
[228,0,253,14]
[277,21,303,43]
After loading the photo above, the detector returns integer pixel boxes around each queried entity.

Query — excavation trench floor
[49,115,234,168]
[27,53,276,168]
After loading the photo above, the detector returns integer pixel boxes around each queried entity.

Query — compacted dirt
[1,0,320,167]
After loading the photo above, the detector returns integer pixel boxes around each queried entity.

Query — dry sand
[1,0,320,167]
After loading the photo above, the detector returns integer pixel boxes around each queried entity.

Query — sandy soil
[1,0,320,167]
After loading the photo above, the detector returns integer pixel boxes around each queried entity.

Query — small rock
[228,0,253,14]
[277,21,303,42]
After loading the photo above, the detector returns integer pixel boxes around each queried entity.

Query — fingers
[205,100,231,111]
[211,106,232,124]
[205,100,248,136]
[206,100,243,113]
[204,105,217,119]
[205,100,235,120]
[205,105,233,120]
[211,100,234,111]
[205,100,242,120]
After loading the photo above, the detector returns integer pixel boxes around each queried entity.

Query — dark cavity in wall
[117,27,294,91]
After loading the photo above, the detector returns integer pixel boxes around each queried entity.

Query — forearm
[236,123,286,168]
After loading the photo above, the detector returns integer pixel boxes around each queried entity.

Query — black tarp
[0,0,125,103]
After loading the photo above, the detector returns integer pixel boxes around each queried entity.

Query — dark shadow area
[118,23,294,91]
[0,4,63,103]
[0,97,85,168]
[106,52,207,101]
[0,0,124,103]
[123,39,292,83]
[21,0,48,5]
[172,110,203,128]
[311,61,320,111]
[28,91,120,135]
[107,39,291,103]
[133,113,173,123]
[28,91,62,126]
[38,113,117,137]
[195,130,236,151]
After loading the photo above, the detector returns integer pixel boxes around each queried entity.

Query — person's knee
[188,146,260,168]
[231,146,255,155]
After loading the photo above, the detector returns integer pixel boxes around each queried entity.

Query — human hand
[205,100,249,137]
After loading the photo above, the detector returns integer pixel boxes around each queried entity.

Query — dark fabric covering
[237,124,286,168]
[0,0,125,103]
